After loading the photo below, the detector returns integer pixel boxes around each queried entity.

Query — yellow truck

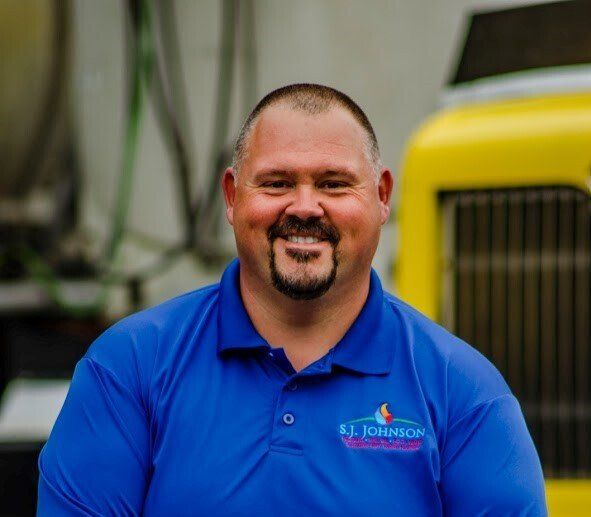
[395,2,591,514]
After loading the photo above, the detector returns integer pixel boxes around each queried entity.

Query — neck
[239,266,371,372]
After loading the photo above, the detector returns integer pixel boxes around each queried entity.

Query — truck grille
[441,187,590,477]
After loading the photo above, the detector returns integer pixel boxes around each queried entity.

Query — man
[38,84,546,515]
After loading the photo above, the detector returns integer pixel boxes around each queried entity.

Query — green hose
[17,0,155,316]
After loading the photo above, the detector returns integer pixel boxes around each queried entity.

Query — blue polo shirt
[38,259,546,516]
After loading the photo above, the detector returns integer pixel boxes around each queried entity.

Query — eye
[320,181,347,190]
[262,180,292,190]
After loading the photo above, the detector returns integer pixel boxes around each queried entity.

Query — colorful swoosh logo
[374,402,393,425]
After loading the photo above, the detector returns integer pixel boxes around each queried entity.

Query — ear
[221,167,237,225]
[377,168,394,225]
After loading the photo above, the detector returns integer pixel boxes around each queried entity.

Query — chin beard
[269,247,338,300]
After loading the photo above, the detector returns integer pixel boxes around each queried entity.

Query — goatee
[269,247,339,300]
[267,216,340,300]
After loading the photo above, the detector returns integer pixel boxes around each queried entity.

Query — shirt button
[282,413,295,425]
[288,382,298,391]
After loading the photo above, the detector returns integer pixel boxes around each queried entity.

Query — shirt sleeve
[440,394,547,516]
[37,356,151,516]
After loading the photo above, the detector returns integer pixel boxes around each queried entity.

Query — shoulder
[83,283,220,396]
[383,292,512,420]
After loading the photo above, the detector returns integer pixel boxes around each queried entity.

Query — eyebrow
[318,169,359,182]
[252,168,360,183]
[252,170,291,182]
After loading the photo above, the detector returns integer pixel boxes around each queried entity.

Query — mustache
[267,216,340,245]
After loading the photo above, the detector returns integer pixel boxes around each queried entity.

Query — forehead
[244,104,369,173]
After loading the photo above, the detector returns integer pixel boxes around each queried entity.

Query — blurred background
[0,0,589,514]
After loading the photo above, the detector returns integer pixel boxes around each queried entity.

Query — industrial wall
[66,0,550,314]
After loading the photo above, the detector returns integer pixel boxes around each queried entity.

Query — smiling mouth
[284,234,323,244]
[268,216,340,247]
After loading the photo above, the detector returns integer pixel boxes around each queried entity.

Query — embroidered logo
[339,402,425,451]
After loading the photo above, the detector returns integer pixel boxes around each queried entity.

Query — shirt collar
[217,258,398,375]
[329,268,398,375]
[217,259,268,353]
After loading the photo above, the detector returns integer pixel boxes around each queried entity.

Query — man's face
[223,104,392,300]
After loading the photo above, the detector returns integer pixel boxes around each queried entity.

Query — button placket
[269,378,303,454]
[280,378,298,426]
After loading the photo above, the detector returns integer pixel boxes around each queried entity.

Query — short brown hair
[231,83,382,176]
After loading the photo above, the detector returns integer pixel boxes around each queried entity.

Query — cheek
[234,197,286,234]
[332,201,381,239]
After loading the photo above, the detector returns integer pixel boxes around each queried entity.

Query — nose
[284,185,325,219]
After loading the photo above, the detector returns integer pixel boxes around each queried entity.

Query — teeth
[287,235,320,244]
